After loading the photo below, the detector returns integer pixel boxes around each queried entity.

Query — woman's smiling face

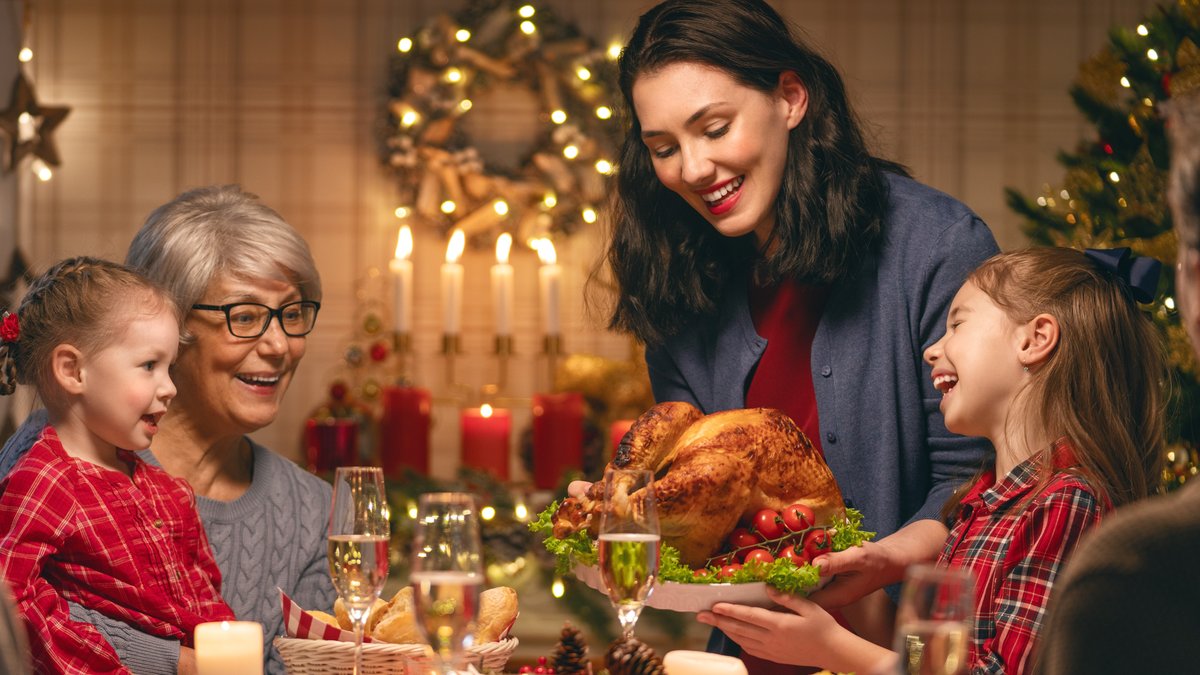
[171,275,308,436]
[632,62,806,245]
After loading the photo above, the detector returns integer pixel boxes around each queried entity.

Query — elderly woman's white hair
[125,185,322,333]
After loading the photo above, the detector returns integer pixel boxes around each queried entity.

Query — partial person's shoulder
[250,441,332,500]
[5,433,72,484]
[1036,471,1106,508]
[0,437,77,513]
[878,173,996,274]
[884,173,982,233]
[1077,484,1200,554]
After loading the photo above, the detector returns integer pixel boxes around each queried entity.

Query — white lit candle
[536,239,561,337]
[389,224,414,334]
[491,233,514,337]
[442,229,465,336]
[663,650,747,675]
[194,621,263,675]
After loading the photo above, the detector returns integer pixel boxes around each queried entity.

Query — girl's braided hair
[0,256,179,403]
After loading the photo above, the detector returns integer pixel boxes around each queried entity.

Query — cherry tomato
[710,554,732,567]
[777,544,809,566]
[744,548,775,565]
[781,503,816,532]
[718,563,743,579]
[693,568,712,579]
[752,509,785,539]
[802,528,832,559]
[728,527,764,550]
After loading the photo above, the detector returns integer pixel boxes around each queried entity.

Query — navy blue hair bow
[1083,247,1162,303]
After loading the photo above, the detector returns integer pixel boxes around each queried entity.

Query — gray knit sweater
[3,411,336,674]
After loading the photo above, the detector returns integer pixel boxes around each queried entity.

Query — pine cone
[605,636,664,675]
[553,623,590,674]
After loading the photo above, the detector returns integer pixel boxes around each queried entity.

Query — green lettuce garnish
[529,499,597,574]
[530,502,875,594]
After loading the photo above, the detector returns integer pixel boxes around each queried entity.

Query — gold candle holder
[393,331,412,355]
[494,335,514,356]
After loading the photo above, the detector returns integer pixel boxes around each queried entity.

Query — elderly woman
[0,185,334,674]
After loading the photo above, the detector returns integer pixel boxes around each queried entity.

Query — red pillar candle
[380,385,432,476]
[531,392,585,490]
[609,419,635,459]
[460,404,511,480]
[304,418,359,473]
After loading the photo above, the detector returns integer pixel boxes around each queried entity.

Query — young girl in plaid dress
[700,247,1166,674]
[0,257,235,674]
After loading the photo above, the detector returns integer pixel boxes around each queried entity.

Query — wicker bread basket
[273,636,518,674]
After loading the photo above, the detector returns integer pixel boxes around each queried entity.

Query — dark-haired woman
[603,0,998,670]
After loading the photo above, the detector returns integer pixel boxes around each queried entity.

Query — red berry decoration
[369,340,389,362]
[329,381,348,401]
[520,667,533,674]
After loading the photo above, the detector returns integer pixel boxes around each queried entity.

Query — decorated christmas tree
[1005,0,1200,490]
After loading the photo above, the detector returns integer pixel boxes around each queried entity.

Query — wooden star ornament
[0,71,71,173]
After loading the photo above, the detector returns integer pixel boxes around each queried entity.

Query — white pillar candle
[491,232,514,337]
[536,239,561,337]
[663,650,748,675]
[390,224,414,334]
[441,229,465,336]
[194,621,263,675]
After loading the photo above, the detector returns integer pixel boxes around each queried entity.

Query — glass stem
[617,603,642,639]
[351,614,366,675]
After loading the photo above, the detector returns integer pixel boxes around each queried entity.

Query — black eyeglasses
[191,300,321,338]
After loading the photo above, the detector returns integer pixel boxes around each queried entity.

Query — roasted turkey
[552,401,845,567]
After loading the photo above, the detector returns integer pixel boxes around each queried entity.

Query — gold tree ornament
[0,72,70,173]
[1172,39,1200,97]
[381,0,620,244]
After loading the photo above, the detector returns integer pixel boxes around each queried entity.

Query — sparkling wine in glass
[893,564,974,675]
[328,467,390,675]
[598,468,660,639]
[410,492,484,673]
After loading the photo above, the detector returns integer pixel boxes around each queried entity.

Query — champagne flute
[598,468,660,640]
[328,467,390,675]
[410,492,484,673]
[893,564,974,675]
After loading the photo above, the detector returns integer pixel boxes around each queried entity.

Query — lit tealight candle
[390,224,414,334]
[441,229,465,337]
[491,233,514,337]
[194,621,263,675]
[536,239,561,337]
[663,650,747,675]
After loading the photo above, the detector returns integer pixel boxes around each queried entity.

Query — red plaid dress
[0,426,235,674]
[937,441,1108,674]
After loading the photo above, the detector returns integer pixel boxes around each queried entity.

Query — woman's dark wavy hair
[605,0,906,345]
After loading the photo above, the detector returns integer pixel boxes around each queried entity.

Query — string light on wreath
[380,0,621,246]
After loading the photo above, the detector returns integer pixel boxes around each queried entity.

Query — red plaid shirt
[937,441,1108,674]
[0,426,235,674]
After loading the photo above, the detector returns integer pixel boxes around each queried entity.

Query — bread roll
[334,597,388,632]
[307,610,340,628]
[474,586,518,643]
[371,586,423,643]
